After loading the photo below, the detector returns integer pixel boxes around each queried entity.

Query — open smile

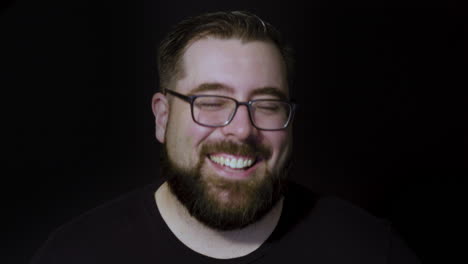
[208,153,257,170]
[206,153,261,179]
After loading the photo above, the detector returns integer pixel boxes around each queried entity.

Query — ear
[151,92,169,143]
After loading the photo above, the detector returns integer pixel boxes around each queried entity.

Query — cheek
[166,108,214,167]
[265,131,292,170]
[165,108,193,166]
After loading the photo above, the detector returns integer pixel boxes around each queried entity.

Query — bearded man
[31,11,420,264]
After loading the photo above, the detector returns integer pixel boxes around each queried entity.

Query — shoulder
[31,183,160,264]
[279,182,420,263]
[282,183,391,244]
[59,183,156,234]
[284,182,393,238]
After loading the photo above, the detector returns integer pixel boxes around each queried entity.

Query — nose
[220,104,257,140]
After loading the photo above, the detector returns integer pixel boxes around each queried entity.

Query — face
[152,37,293,230]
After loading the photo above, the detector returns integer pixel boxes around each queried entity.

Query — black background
[1,1,466,263]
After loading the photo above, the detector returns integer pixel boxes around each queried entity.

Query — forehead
[176,37,288,97]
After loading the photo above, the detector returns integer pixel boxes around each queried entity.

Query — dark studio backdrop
[1,1,466,263]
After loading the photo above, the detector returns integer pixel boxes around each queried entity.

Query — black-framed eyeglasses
[165,89,296,131]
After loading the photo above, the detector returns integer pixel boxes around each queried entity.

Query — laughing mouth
[208,154,257,170]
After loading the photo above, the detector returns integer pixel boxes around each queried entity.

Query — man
[32,11,420,263]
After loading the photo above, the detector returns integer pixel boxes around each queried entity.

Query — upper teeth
[210,155,254,169]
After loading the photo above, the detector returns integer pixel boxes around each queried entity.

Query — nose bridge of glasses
[229,101,254,126]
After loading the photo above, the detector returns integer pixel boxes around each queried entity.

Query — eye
[194,97,231,111]
[255,102,282,113]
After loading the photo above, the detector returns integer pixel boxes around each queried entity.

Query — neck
[155,181,283,259]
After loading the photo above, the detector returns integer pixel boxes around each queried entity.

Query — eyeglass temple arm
[165,89,192,103]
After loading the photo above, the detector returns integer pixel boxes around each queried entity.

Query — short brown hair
[157,11,294,93]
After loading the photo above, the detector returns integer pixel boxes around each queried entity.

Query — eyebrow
[250,87,288,101]
[188,83,288,101]
[187,83,234,95]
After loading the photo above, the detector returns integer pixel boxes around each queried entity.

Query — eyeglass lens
[192,96,291,129]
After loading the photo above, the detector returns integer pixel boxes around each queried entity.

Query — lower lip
[206,156,260,180]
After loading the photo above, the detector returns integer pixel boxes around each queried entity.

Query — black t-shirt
[31,180,420,264]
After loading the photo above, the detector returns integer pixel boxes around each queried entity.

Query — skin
[151,37,293,258]
[152,37,292,188]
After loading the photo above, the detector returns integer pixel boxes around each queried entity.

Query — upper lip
[208,153,256,160]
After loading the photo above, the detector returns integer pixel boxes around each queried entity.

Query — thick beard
[160,141,289,231]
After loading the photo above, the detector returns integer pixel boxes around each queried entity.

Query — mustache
[199,141,272,159]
